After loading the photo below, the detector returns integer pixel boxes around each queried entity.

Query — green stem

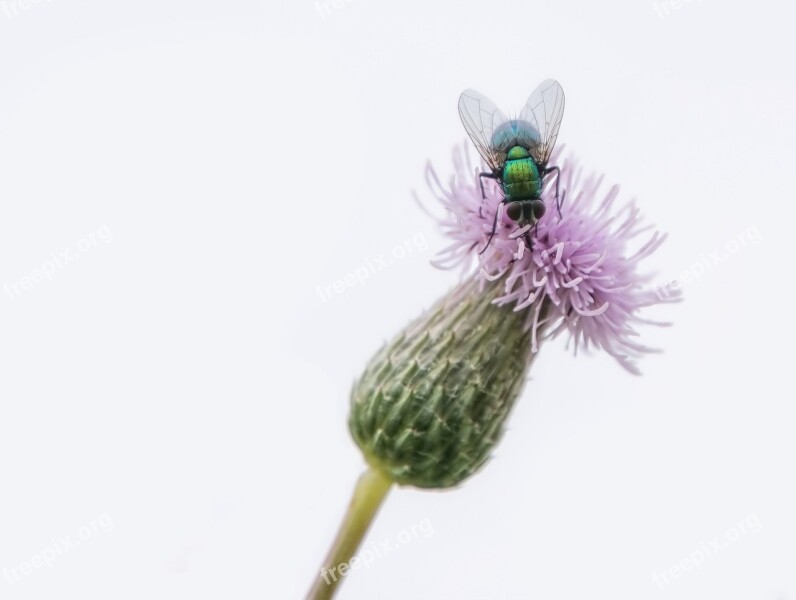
[306,467,393,600]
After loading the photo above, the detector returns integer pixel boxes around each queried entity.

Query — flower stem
[306,467,393,600]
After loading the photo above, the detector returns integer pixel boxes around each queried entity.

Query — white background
[1,0,793,598]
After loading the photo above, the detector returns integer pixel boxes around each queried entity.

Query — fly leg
[479,200,504,255]
[478,171,500,200]
[524,230,534,252]
[520,201,536,253]
[478,171,503,254]
[542,165,564,218]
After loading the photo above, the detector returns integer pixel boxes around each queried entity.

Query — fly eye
[505,202,523,222]
[530,200,546,220]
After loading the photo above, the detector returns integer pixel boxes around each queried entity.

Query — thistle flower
[346,145,677,493]
[428,145,680,374]
[309,143,679,599]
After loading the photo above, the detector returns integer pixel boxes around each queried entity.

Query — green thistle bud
[349,277,546,489]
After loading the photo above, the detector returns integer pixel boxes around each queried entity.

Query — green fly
[458,79,565,252]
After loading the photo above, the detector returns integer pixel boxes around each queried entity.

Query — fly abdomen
[502,147,541,201]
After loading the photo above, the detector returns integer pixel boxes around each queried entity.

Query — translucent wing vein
[519,79,565,166]
[458,89,510,172]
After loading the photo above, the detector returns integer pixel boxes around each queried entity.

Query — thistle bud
[349,277,543,489]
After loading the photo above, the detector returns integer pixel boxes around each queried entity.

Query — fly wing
[518,79,565,166]
[458,89,510,172]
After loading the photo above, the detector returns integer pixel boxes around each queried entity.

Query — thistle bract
[349,278,543,488]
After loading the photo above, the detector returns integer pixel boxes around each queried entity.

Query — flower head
[425,145,679,374]
[348,144,680,490]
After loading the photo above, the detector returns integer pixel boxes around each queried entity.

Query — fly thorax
[506,146,530,160]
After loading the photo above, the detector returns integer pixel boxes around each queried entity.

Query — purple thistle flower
[423,144,680,374]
